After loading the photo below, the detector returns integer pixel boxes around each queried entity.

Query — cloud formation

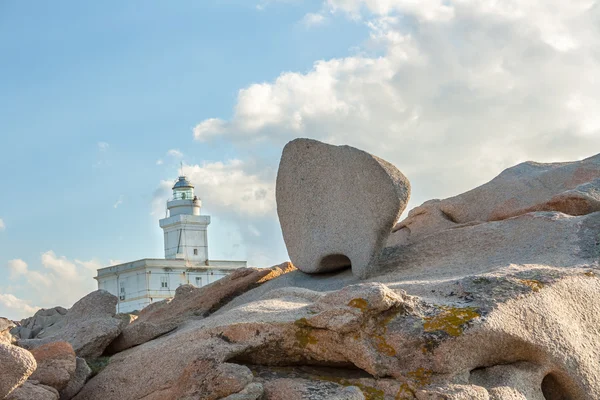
[0,218,4,231]
[194,0,600,212]
[152,159,286,267]
[301,12,328,26]
[1,252,106,320]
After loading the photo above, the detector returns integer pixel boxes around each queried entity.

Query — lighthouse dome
[173,176,194,189]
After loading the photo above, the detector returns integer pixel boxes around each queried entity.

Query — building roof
[173,176,194,190]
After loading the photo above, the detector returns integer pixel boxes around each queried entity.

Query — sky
[1,0,599,319]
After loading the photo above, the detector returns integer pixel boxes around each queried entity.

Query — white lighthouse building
[95,176,247,313]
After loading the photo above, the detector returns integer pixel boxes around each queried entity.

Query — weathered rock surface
[108,263,296,353]
[0,317,15,345]
[276,138,410,278]
[167,360,254,400]
[59,357,92,400]
[262,378,365,400]
[6,381,60,400]
[11,306,67,340]
[18,290,123,358]
[0,343,36,399]
[391,153,600,246]
[29,341,77,391]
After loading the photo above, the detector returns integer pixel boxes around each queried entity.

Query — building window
[195,277,202,287]
[160,276,168,288]
[119,283,126,300]
[193,249,198,256]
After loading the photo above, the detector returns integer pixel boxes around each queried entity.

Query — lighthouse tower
[159,176,211,262]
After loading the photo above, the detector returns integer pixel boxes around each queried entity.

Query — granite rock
[18,290,123,358]
[6,381,60,400]
[108,262,296,353]
[29,341,77,391]
[0,343,36,398]
[59,357,92,400]
[276,138,410,278]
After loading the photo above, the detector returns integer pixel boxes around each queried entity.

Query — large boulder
[0,343,36,398]
[276,138,410,278]
[107,263,296,353]
[18,290,123,358]
[29,341,77,391]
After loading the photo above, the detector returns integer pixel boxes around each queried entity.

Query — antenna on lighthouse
[180,161,184,176]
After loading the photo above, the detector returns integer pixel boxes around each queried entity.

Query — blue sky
[1,0,600,319]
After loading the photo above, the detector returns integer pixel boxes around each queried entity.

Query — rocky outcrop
[107,263,296,353]
[391,153,600,246]
[276,138,410,278]
[59,357,91,400]
[0,343,36,398]
[11,307,67,340]
[29,342,77,391]
[18,290,123,358]
[73,150,600,400]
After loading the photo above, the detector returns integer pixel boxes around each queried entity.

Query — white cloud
[113,195,124,209]
[153,159,275,218]
[193,118,227,142]
[156,159,164,165]
[193,0,600,211]
[97,142,109,151]
[0,218,4,231]
[8,259,28,280]
[2,252,108,319]
[0,294,39,320]
[302,12,328,26]
[152,159,286,267]
[167,149,184,158]
[41,250,78,280]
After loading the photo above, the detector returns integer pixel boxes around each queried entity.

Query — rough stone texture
[59,357,92,400]
[0,317,15,345]
[262,378,365,400]
[167,360,254,400]
[29,341,77,391]
[108,262,296,353]
[67,152,600,400]
[6,381,60,400]
[18,290,123,358]
[276,138,410,278]
[11,306,68,340]
[390,153,600,246]
[415,384,490,399]
[221,383,264,400]
[0,343,37,398]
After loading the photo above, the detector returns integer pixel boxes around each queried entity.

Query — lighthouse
[159,176,210,262]
[95,175,247,313]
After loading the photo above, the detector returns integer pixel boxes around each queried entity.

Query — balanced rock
[0,343,36,398]
[18,290,123,358]
[276,138,410,278]
[29,341,77,391]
